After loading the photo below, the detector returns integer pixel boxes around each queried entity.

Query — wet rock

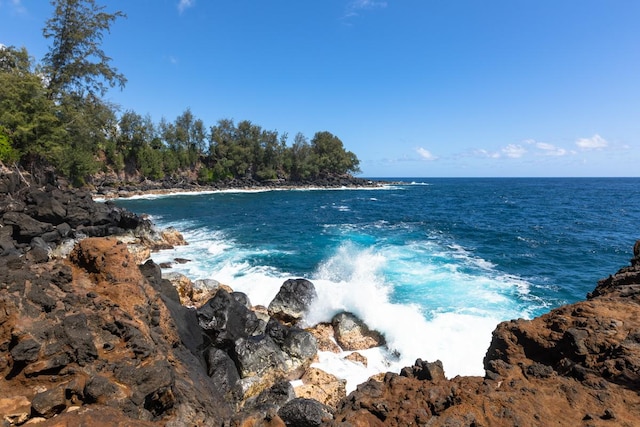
[331,311,386,351]
[295,368,346,408]
[344,352,367,367]
[268,278,317,324]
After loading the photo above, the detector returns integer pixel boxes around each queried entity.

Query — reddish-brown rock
[331,245,640,426]
[0,237,232,425]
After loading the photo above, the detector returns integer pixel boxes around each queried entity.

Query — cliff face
[2,168,640,426]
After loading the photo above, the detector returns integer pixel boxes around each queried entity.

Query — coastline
[3,168,640,425]
[91,175,395,200]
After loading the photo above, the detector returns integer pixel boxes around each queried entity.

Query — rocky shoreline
[1,168,640,426]
[91,174,391,200]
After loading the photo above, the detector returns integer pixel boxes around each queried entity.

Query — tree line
[0,0,360,186]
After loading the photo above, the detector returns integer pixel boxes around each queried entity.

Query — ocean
[114,177,640,391]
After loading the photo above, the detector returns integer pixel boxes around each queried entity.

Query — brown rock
[331,312,385,351]
[160,227,187,246]
[295,367,346,408]
[344,352,367,367]
[307,323,341,353]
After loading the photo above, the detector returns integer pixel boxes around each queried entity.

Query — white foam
[150,221,535,393]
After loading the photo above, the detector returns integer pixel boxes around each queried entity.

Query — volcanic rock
[268,278,317,324]
[331,311,386,351]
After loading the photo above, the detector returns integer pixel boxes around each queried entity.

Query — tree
[42,0,126,99]
[310,131,361,177]
[0,46,62,166]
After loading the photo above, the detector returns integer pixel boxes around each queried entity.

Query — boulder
[344,352,367,367]
[266,318,318,376]
[197,289,264,346]
[30,385,67,418]
[2,211,53,241]
[399,359,445,382]
[294,368,346,408]
[268,278,317,324]
[278,398,334,427]
[24,188,67,224]
[331,311,385,351]
[233,335,287,378]
[204,347,242,402]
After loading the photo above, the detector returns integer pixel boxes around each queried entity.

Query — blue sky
[1,1,639,177]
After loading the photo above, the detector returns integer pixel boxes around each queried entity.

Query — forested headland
[0,0,361,187]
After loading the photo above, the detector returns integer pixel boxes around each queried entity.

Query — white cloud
[416,147,437,161]
[576,134,608,150]
[502,144,526,158]
[533,141,570,156]
[344,0,387,18]
[476,149,501,159]
[177,0,194,14]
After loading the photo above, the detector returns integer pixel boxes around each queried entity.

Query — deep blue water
[114,178,640,378]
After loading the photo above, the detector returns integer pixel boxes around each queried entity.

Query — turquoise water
[115,178,640,382]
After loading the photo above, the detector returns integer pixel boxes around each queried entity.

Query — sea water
[114,178,640,391]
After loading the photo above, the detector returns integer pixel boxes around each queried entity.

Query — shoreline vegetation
[91,174,395,200]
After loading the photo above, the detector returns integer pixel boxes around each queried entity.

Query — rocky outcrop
[4,167,640,426]
[331,245,640,426]
[0,237,233,425]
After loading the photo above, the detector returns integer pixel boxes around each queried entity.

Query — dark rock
[278,398,334,427]
[204,347,242,402]
[268,278,317,324]
[525,362,555,379]
[245,380,295,411]
[27,283,57,312]
[84,375,121,404]
[2,211,53,241]
[232,291,251,308]
[25,188,67,224]
[400,359,446,382]
[10,337,41,363]
[56,222,71,238]
[265,318,317,376]
[140,261,181,303]
[28,236,50,263]
[63,313,98,366]
[31,385,67,418]
[197,289,264,347]
[233,335,287,378]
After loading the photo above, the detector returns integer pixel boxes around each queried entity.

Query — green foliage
[55,145,99,186]
[42,0,126,99]
[0,46,62,163]
[138,145,164,180]
[0,126,19,164]
[310,131,361,177]
[0,2,363,186]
